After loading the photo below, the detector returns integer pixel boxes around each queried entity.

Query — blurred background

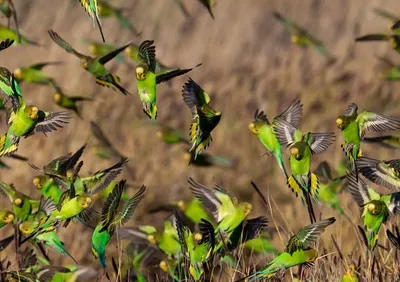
[1,0,400,279]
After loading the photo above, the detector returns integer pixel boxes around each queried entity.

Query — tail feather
[0,134,19,157]
[95,75,130,96]
[304,192,316,224]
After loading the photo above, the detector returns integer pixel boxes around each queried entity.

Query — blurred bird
[174,0,190,18]
[175,212,215,281]
[355,33,400,53]
[342,265,359,282]
[357,157,400,191]
[92,180,146,270]
[156,124,189,145]
[0,74,72,156]
[78,0,105,42]
[183,148,233,168]
[0,66,21,96]
[32,175,62,204]
[48,30,132,95]
[182,78,221,160]
[314,161,347,215]
[274,118,335,223]
[0,23,38,45]
[249,99,303,179]
[362,135,400,150]
[125,43,171,73]
[347,171,400,251]
[13,62,62,86]
[83,39,125,63]
[239,218,336,281]
[336,103,400,179]
[198,0,216,19]
[0,209,14,228]
[0,0,20,41]
[52,82,93,118]
[0,153,28,170]
[374,8,399,24]
[188,177,252,253]
[136,40,201,119]
[273,12,330,57]
[97,0,141,36]
[375,56,400,81]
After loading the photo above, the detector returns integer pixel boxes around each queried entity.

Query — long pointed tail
[304,192,316,224]
[275,154,288,179]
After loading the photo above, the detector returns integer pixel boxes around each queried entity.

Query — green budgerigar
[175,212,215,281]
[347,171,400,251]
[136,40,201,119]
[342,265,359,282]
[336,103,400,175]
[239,217,336,282]
[48,29,132,95]
[274,118,335,223]
[13,62,62,86]
[92,180,146,270]
[0,23,38,45]
[0,74,71,156]
[355,33,400,53]
[249,99,303,179]
[98,0,141,36]
[357,157,400,191]
[273,12,330,57]
[182,78,221,160]
[33,176,62,204]
[78,0,105,42]
[0,0,20,42]
[83,39,125,63]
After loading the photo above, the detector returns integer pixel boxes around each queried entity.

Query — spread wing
[309,133,335,155]
[31,111,72,136]
[346,171,372,207]
[48,30,86,59]
[274,98,303,128]
[357,111,400,139]
[273,118,298,147]
[137,40,156,72]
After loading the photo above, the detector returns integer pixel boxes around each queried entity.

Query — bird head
[32,176,46,190]
[125,46,134,59]
[66,169,74,178]
[19,221,35,235]
[77,195,92,209]
[1,211,14,224]
[159,260,169,273]
[14,68,23,81]
[80,58,89,69]
[389,36,400,50]
[183,152,192,163]
[147,234,157,245]
[240,202,252,216]
[189,265,204,282]
[13,193,24,207]
[248,122,262,135]
[367,200,382,215]
[53,92,63,104]
[194,232,203,243]
[290,146,302,160]
[305,248,318,262]
[291,34,301,44]
[335,116,347,129]
[156,131,164,140]
[88,44,97,56]
[26,106,39,120]
[177,200,187,211]
[136,64,147,80]
[97,4,104,14]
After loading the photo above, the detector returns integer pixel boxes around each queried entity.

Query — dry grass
[1,0,400,281]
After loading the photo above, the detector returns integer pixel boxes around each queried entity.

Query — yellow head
[177,200,187,211]
[33,176,43,189]
[189,265,204,281]
[290,147,301,159]
[19,221,33,235]
[336,117,345,129]
[159,260,169,273]
[14,68,23,80]
[125,46,133,58]
[248,122,259,135]
[26,106,39,119]
[80,58,89,69]
[291,34,300,44]
[88,45,97,56]
[389,36,398,49]
[240,202,252,216]
[147,235,156,245]
[1,211,14,224]
[77,195,92,209]
[136,65,147,80]
[306,248,318,262]
[53,92,63,104]
[13,193,23,207]
[367,200,382,215]
[194,232,203,243]
[66,169,74,178]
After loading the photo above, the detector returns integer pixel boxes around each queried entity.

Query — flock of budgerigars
[1,1,400,282]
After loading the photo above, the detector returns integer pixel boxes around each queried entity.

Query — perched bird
[357,157,400,191]
[273,12,330,57]
[239,217,336,281]
[97,0,141,36]
[314,161,347,214]
[78,0,105,42]
[342,265,359,282]
[182,78,221,160]
[0,209,14,228]
[347,171,400,251]
[274,118,335,223]
[386,227,400,250]
[188,177,252,252]
[13,62,62,86]
[48,30,132,95]
[249,99,303,179]
[0,23,38,45]
[0,74,72,156]
[175,212,215,281]
[32,175,62,204]
[336,103,400,177]
[355,33,400,53]
[83,39,125,63]
[92,180,146,269]
[362,135,400,150]
[52,82,93,118]
[136,40,201,119]
[198,0,216,19]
